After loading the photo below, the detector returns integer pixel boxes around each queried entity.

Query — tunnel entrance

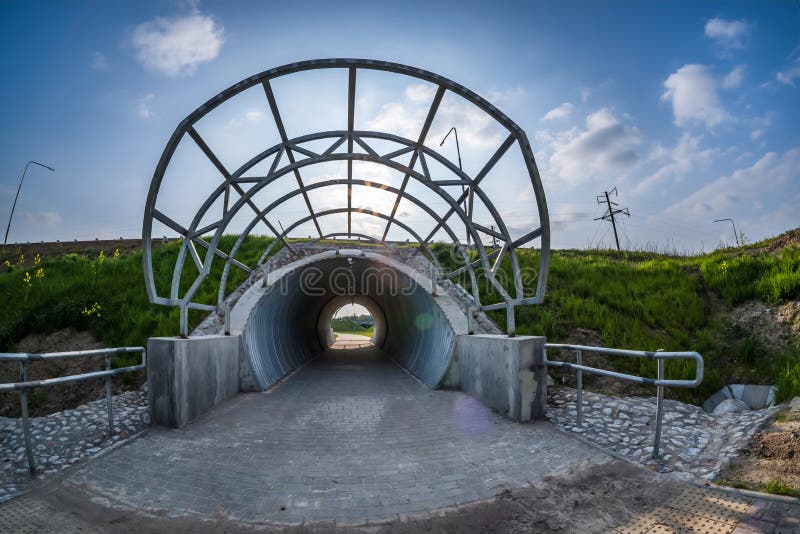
[237,249,466,390]
[329,303,375,350]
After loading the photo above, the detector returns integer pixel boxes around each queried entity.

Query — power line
[594,187,630,251]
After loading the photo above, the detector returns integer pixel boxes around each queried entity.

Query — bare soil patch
[719,410,800,493]
[728,300,800,353]
[0,328,143,418]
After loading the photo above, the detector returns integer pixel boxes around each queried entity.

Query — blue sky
[0,0,798,251]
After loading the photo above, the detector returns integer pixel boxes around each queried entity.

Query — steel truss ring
[142,58,550,336]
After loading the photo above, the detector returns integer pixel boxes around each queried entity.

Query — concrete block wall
[147,335,241,428]
[454,334,547,422]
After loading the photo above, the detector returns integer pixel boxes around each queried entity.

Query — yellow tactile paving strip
[611,487,757,534]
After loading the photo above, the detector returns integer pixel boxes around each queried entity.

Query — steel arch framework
[142,58,550,336]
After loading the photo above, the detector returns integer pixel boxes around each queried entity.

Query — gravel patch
[0,387,149,499]
[547,386,779,481]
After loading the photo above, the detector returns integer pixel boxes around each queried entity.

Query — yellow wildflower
[3,259,10,268]
[35,267,44,280]
[17,254,24,264]
[113,248,120,260]
[98,251,106,264]
[33,253,41,265]
[22,272,31,287]
[81,302,102,317]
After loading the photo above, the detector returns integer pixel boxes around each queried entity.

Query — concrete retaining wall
[147,335,240,428]
[455,334,547,422]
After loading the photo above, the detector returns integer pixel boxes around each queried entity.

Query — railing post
[652,357,665,459]
[105,353,114,435]
[224,305,231,336]
[506,303,516,337]
[179,304,188,338]
[19,361,36,474]
[576,349,583,426]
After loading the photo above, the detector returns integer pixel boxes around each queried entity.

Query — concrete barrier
[455,334,547,422]
[147,335,240,428]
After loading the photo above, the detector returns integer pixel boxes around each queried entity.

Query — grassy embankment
[331,317,375,338]
[0,236,279,367]
[1,233,798,405]
[432,235,800,404]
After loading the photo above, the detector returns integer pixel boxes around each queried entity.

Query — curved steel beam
[167,136,511,310]
[142,59,550,337]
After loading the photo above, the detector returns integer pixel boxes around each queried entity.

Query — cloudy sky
[0,0,798,252]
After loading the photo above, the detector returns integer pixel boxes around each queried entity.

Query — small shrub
[776,348,800,403]
[763,478,800,497]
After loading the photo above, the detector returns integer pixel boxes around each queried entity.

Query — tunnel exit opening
[330,303,375,350]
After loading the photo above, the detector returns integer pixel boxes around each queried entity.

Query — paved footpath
[331,333,373,350]
[1,348,798,532]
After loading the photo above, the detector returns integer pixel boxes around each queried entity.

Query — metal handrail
[544,343,703,459]
[0,346,146,474]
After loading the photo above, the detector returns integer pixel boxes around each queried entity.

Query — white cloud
[90,51,108,71]
[581,88,591,104]
[227,108,267,128]
[776,57,800,86]
[661,64,731,128]
[543,108,643,185]
[750,129,765,140]
[136,93,156,119]
[722,65,746,89]
[704,18,753,50]
[635,133,717,193]
[24,211,63,227]
[542,102,574,121]
[365,83,517,149]
[663,148,799,219]
[132,12,224,77]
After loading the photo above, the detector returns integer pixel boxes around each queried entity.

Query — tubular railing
[544,343,703,459]
[0,347,146,474]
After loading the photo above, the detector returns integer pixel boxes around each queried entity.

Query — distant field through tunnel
[238,250,466,390]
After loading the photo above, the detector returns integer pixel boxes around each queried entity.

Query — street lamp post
[3,160,55,248]
[440,127,473,247]
[713,218,739,247]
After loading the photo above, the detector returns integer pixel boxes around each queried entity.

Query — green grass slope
[0,236,278,364]
[1,231,798,405]
[433,231,800,404]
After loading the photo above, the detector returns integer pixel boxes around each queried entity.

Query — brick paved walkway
[3,348,798,532]
[63,347,610,525]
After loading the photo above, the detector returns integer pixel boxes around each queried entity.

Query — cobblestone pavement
[57,348,612,526]
[2,349,797,531]
[547,387,779,481]
[0,389,149,499]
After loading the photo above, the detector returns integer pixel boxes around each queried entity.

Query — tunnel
[239,250,467,390]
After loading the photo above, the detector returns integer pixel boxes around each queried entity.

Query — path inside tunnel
[62,346,612,525]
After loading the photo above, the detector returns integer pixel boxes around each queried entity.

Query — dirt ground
[719,409,800,494]
[728,300,800,353]
[0,328,144,418]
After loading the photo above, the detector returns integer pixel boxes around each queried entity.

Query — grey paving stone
[60,348,611,525]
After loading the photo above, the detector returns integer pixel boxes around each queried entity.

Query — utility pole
[713,218,740,247]
[594,187,630,251]
[4,161,55,249]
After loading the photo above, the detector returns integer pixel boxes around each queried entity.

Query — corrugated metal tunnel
[241,252,461,390]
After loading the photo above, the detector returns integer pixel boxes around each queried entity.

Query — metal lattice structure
[142,59,550,336]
